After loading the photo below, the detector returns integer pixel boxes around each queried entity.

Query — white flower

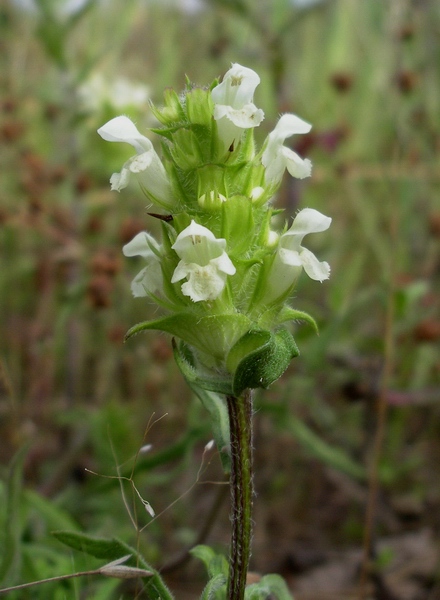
[97,116,175,211]
[262,113,312,186]
[171,220,236,302]
[78,74,149,112]
[122,231,163,297]
[211,63,264,151]
[264,208,331,302]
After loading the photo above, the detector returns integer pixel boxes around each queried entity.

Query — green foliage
[0,446,27,587]
[53,531,174,599]
[245,574,294,600]
[173,341,232,472]
[191,545,295,599]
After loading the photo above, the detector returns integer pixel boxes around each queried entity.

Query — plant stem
[226,389,254,600]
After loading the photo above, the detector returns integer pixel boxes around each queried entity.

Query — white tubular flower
[265,208,331,302]
[262,114,312,186]
[278,209,331,280]
[211,63,264,151]
[122,231,163,297]
[171,220,236,302]
[97,116,175,210]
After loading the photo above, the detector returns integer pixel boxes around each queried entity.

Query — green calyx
[226,327,300,396]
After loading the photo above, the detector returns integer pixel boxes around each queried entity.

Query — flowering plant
[98,63,331,600]
[98,63,330,396]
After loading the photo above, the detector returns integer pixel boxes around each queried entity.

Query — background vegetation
[0,0,439,598]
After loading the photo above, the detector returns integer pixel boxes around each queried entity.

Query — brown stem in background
[359,184,397,598]
[359,288,395,598]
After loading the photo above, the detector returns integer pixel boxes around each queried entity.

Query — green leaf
[125,312,251,365]
[192,543,229,599]
[25,490,80,532]
[200,573,227,600]
[190,545,229,579]
[0,445,28,586]
[52,531,135,561]
[227,328,300,396]
[173,342,231,473]
[52,532,174,600]
[246,573,294,599]
[274,306,319,334]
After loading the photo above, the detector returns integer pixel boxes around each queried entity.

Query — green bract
[98,63,331,393]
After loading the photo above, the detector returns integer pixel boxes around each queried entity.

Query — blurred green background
[0,0,439,598]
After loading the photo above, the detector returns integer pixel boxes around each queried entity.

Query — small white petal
[122,231,160,258]
[278,247,303,267]
[262,155,286,188]
[110,170,129,192]
[282,147,312,179]
[299,247,331,282]
[130,263,162,297]
[171,261,189,283]
[210,252,236,276]
[180,263,227,302]
[129,151,154,173]
[214,103,264,129]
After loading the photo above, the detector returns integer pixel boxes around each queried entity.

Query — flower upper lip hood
[98,115,153,154]
[212,63,263,119]
[262,113,312,185]
[171,220,236,303]
[97,115,176,210]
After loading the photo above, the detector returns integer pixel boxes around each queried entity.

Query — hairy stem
[226,389,254,600]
